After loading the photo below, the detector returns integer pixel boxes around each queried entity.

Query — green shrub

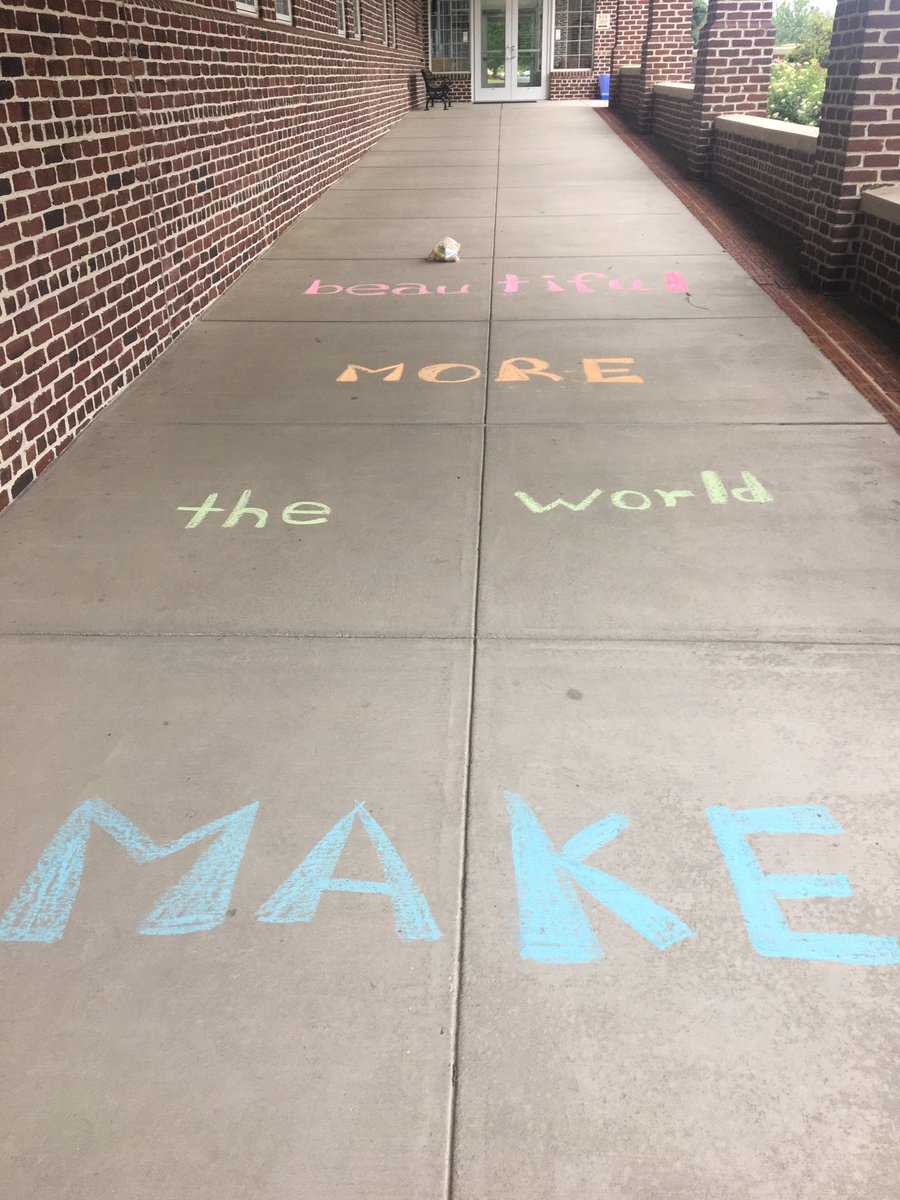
[767,59,826,126]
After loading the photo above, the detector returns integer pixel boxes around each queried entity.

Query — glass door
[478,0,509,97]
[514,0,544,96]
[473,0,548,102]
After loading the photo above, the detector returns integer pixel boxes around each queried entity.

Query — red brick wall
[0,0,430,513]
[854,211,900,321]
[686,0,775,177]
[547,0,616,100]
[801,0,900,289]
[651,90,693,153]
[549,70,596,99]
[618,71,643,122]
[611,0,650,73]
[712,129,815,240]
[594,0,617,79]
[427,72,471,104]
[636,0,694,130]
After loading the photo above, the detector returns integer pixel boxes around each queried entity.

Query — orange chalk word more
[336,358,644,385]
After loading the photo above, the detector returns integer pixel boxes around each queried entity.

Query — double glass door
[474,0,548,102]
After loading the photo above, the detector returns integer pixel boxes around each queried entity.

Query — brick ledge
[715,113,818,154]
[654,82,694,98]
[860,186,900,225]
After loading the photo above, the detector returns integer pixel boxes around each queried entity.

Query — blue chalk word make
[1,795,897,967]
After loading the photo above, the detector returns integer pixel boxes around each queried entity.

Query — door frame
[471,0,551,103]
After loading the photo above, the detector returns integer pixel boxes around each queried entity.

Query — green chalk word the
[515,470,773,514]
[178,490,331,529]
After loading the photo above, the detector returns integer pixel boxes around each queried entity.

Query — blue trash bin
[599,73,610,101]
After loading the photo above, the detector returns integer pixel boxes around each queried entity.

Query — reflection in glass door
[479,1,508,94]
[473,0,548,102]
[515,0,544,94]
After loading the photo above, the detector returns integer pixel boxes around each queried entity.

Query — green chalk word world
[515,471,773,513]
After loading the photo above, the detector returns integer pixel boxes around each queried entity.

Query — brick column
[801,0,900,290]
[610,0,651,103]
[687,0,775,178]
[595,0,619,81]
[636,0,695,132]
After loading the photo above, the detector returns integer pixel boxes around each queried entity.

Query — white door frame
[471,0,551,103]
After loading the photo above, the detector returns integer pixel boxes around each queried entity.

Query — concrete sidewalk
[1,104,899,1200]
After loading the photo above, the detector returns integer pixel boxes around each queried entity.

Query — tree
[767,59,826,126]
[789,9,834,66]
[692,0,708,48]
[773,0,813,43]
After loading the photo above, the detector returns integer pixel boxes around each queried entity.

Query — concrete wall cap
[619,65,642,75]
[860,186,900,225]
[653,82,694,98]
[715,113,818,153]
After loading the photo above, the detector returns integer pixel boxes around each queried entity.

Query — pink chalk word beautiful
[303,271,691,297]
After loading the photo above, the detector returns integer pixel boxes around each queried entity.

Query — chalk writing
[336,357,644,385]
[666,271,690,292]
[337,362,406,382]
[3,797,895,967]
[507,793,695,964]
[498,273,657,294]
[506,796,899,966]
[0,799,259,943]
[0,801,434,945]
[500,272,690,294]
[707,805,900,965]
[515,471,773,513]
[305,279,470,296]
[178,490,331,529]
[257,802,440,941]
[302,270,688,297]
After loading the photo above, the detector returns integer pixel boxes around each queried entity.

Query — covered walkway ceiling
[1,104,899,1200]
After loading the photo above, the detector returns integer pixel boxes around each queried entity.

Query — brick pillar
[595,0,618,83]
[687,0,775,178]
[801,0,900,290]
[610,0,651,103]
[636,0,695,132]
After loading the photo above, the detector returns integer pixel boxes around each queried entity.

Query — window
[553,0,594,69]
[382,0,396,47]
[274,0,291,23]
[430,0,469,72]
[235,0,259,14]
[352,0,362,39]
[337,0,347,36]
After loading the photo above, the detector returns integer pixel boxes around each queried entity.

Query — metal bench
[421,68,453,111]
